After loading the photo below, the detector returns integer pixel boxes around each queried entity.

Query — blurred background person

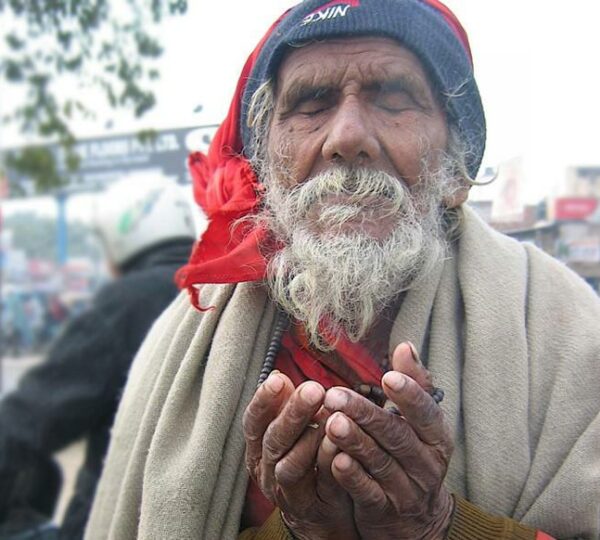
[0,174,197,540]
[2,290,32,358]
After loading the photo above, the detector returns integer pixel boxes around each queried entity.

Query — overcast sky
[2,1,600,207]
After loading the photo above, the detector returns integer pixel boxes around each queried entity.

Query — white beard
[258,165,455,349]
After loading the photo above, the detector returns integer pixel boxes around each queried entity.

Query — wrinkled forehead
[273,36,438,101]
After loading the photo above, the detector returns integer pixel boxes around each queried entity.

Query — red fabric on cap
[422,0,473,63]
[175,13,288,305]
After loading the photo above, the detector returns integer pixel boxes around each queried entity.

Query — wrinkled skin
[243,374,359,540]
[323,342,454,539]
[242,342,454,539]
[267,37,469,209]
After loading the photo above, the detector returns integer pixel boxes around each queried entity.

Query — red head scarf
[175,14,288,307]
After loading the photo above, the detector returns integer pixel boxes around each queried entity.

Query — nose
[321,98,381,166]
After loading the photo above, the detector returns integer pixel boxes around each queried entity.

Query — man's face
[267,37,450,207]
[258,37,459,347]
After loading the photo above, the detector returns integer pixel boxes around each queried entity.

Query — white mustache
[282,166,408,219]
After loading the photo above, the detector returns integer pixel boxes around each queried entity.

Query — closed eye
[296,87,336,115]
[280,85,336,116]
[368,78,428,112]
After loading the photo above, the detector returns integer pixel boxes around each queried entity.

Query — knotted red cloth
[174,14,288,307]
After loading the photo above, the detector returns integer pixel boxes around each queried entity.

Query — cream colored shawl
[86,206,600,539]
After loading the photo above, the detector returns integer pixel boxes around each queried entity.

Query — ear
[443,183,470,208]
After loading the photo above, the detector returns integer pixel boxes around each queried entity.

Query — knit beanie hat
[240,0,486,179]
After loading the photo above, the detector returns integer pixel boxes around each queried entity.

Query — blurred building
[470,165,600,294]
[4,125,218,195]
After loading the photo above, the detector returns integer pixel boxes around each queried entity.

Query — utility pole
[56,190,69,266]
[0,171,7,392]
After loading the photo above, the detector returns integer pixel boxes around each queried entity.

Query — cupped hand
[242,371,360,540]
[322,342,454,540]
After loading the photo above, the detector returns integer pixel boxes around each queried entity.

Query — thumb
[389,341,434,393]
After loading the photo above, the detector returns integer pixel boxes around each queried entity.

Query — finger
[331,452,388,514]
[390,342,434,393]
[324,388,444,480]
[243,371,294,475]
[262,381,325,468]
[261,382,325,501]
[327,412,401,487]
[381,372,451,450]
[315,431,358,533]
[274,406,329,488]
[324,387,391,446]
[326,411,435,493]
[317,433,338,488]
[316,410,355,505]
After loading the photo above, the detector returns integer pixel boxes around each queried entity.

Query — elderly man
[85,1,600,539]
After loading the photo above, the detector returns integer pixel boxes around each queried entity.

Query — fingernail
[321,436,338,455]
[324,388,348,410]
[301,382,323,406]
[407,341,420,364]
[383,371,407,392]
[333,452,352,471]
[329,413,350,438]
[266,373,284,394]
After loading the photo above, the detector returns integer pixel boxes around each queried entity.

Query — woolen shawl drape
[85,206,600,539]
